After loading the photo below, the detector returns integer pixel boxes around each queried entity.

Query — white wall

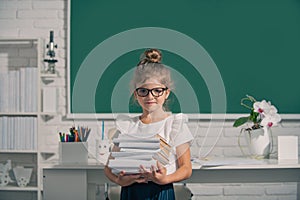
[1,1,300,199]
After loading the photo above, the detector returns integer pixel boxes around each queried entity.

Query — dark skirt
[120,182,175,200]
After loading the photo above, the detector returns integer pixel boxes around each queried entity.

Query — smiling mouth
[145,102,156,104]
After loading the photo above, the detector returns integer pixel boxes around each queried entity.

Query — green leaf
[249,110,259,123]
[233,116,250,127]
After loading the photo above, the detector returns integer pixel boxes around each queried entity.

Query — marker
[102,120,104,140]
[59,132,62,142]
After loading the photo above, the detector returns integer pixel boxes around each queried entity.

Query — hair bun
[138,48,162,65]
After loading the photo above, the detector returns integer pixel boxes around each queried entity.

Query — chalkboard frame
[67,0,300,119]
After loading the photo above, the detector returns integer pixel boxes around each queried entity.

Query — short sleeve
[170,113,194,147]
[115,114,134,134]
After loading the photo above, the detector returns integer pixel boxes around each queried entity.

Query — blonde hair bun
[138,48,162,65]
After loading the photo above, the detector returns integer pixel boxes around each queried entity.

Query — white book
[32,68,38,112]
[29,117,33,150]
[111,151,155,157]
[113,137,159,143]
[24,68,29,112]
[116,154,154,160]
[153,151,169,166]
[25,117,30,150]
[8,71,14,112]
[20,67,26,112]
[28,68,33,112]
[108,159,156,168]
[31,117,35,150]
[111,168,143,175]
[14,117,18,150]
[1,73,8,112]
[120,148,160,153]
[2,116,7,149]
[20,117,25,150]
[33,117,37,150]
[0,74,3,112]
[0,117,2,149]
[11,117,15,149]
[7,117,11,149]
[15,70,20,112]
[117,133,158,140]
[119,142,160,149]
[13,70,17,112]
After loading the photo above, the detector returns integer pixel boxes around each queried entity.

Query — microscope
[43,30,58,74]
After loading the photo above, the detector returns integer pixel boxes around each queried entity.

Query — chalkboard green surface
[70,0,300,114]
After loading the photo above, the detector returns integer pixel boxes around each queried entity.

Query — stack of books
[108,134,171,174]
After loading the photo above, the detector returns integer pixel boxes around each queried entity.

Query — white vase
[13,166,33,187]
[243,127,272,159]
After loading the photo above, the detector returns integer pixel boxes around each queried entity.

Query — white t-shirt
[115,113,194,174]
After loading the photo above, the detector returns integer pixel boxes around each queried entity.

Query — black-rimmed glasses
[135,87,168,97]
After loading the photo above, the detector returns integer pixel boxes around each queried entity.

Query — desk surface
[43,157,300,184]
[43,157,300,170]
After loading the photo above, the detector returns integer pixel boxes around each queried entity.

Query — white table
[43,158,300,200]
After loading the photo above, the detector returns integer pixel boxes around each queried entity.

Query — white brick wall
[1,1,300,199]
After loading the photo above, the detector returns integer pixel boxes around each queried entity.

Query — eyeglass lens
[136,88,167,97]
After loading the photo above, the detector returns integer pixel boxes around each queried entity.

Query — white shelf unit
[0,38,43,200]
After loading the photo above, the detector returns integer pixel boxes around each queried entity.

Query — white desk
[43,158,300,200]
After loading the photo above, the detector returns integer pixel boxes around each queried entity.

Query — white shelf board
[0,112,38,116]
[0,149,38,154]
[0,186,38,191]
[40,73,58,78]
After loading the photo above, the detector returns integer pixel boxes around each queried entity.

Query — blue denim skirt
[120,182,175,200]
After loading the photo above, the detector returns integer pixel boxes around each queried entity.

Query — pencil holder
[96,139,113,164]
[59,142,88,164]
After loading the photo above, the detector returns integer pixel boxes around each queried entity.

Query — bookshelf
[0,38,45,200]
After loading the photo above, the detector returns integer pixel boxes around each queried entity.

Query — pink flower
[261,113,281,128]
[253,100,278,116]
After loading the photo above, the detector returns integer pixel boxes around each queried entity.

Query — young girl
[104,49,194,200]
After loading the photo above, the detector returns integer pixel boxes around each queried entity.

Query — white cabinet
[43,169,88,200]
[0,38,44,200]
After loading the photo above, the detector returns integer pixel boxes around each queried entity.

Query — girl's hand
[140,162,169,185]
[116,171,148,187]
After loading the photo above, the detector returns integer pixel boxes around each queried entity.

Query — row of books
[0,116,37,150]
[108,133,171,174]
[0,67,38,113]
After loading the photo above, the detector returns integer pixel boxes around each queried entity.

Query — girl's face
[134,82,170,113]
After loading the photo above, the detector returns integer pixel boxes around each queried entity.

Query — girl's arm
[147,142,192,185]
[168,142,192,182]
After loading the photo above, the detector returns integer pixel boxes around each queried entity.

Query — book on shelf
[108,133,172,174]
[0,67,37,113]
[0,116,37,150]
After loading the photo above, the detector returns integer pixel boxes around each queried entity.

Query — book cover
[108,133,172,174]
[119,142,160,149]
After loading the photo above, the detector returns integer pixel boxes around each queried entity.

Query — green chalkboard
[70,0,300,114]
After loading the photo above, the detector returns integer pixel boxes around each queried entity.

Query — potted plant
[233,95,281,158]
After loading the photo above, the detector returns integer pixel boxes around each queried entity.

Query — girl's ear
[133,91,137,99]
[165,89,170,99]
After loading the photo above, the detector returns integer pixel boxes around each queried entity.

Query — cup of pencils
[58,126,91,164]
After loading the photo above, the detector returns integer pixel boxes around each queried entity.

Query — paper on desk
[191,157,265,167]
